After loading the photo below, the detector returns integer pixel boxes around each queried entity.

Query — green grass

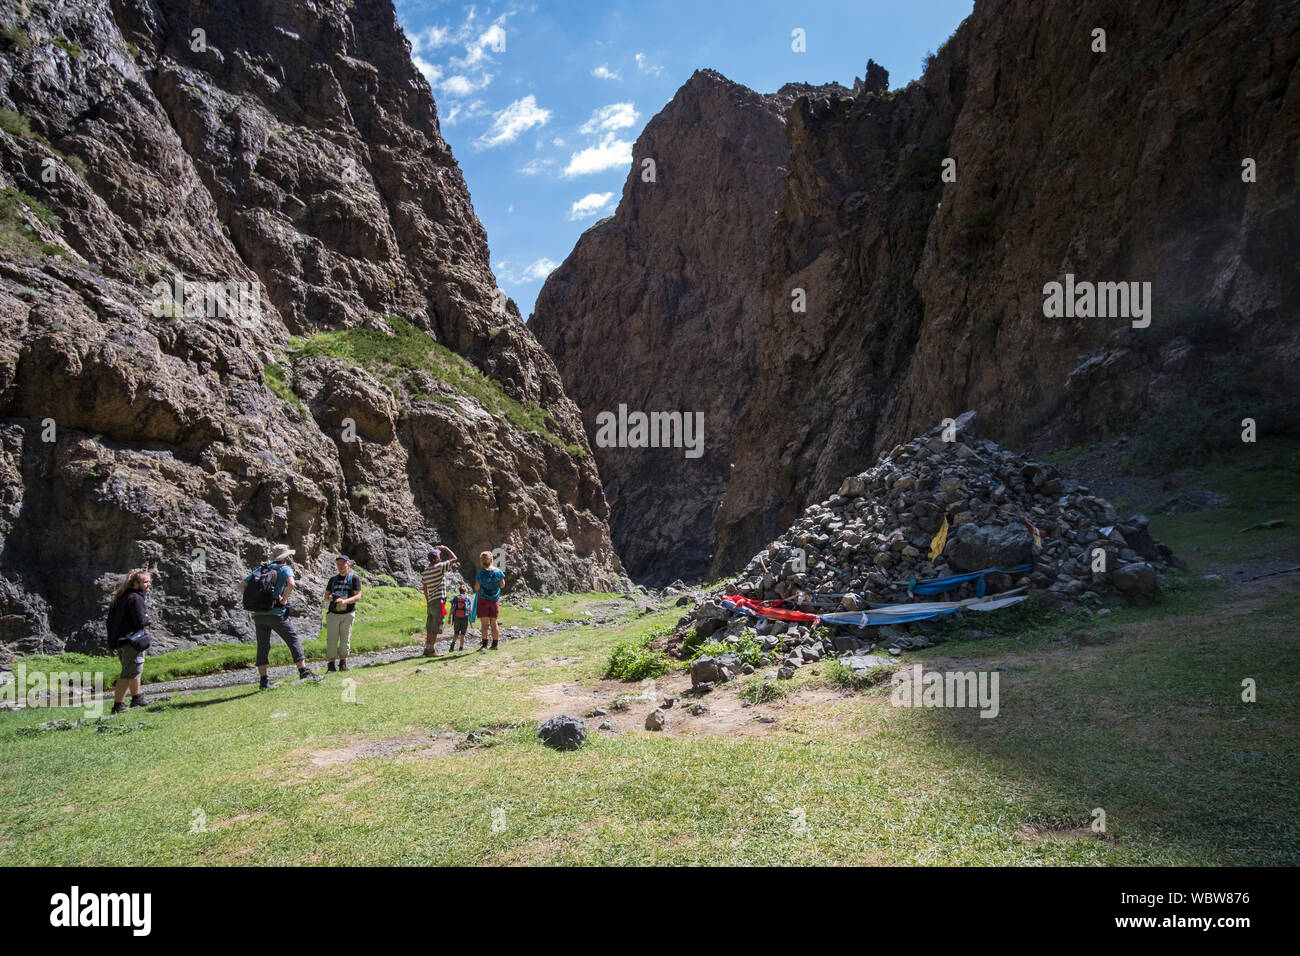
[262,361,304,412]
[286,316,584,457]
[52,37,83,58]
[0,187,59,257]
[0,106,31,137]
[0,24,31,51]
[2,572,1294,865]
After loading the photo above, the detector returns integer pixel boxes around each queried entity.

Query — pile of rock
[680,412,1175,667]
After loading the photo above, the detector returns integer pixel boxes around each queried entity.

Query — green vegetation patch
[262,361,304,412]
[605,625,673,682]
[0,187,60,256]
[287,316,583,456]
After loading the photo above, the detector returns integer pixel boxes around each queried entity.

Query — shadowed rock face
[0,0,620,657]
[530,70,849,585]
[533,0,1300,584]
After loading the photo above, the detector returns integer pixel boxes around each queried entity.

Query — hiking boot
[259,676,271,690]
[130,695,147,709]
[491,639,499,650]
[423,646,438,657]
[110,701,127,715]
[479,639,489,650]
[326,661,336,673]
[298,667,315,681]
[338,661,349,672]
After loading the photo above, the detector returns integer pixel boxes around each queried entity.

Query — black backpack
[242,564,280,612]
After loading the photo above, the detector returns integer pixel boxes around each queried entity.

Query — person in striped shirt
[421,544,457,656]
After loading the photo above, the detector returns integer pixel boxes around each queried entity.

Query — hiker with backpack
[106,569,153,714]
[447,583,473,652]
[239,547,315,689]
[421,543,457,657]
[474,550,506,650]
[323,555,361,672]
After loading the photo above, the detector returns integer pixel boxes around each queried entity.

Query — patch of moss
[53,37,83,58]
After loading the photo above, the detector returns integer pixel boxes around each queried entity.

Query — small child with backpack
[447,584,473,651]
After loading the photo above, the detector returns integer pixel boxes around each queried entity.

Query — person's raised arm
[440,544,457,564]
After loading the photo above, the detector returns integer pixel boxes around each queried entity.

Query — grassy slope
[0,445,1295,865]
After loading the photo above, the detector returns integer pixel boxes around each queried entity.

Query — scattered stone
[645,709,666,731]
[591,706,608,717]
[536,716,586,751]
[842,654,894,673]
[661,696,675,709]
[777,665,796,680]
[598,720,615,731]
[685,702,709,716]
[690,656,722,687]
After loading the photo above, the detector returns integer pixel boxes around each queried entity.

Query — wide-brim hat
[271,546,295,563]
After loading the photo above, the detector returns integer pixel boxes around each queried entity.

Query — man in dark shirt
[323,555,361,672]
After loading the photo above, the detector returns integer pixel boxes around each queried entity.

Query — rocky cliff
[530,71,849,584]
[532,0,1300,583]
[0,0,620,657]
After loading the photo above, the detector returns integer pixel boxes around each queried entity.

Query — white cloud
[476,95,551,148]
[409,25,451,53]
[579,103,638,136]
[568,192,616,221]
[563,135,633,177]
[410,10,510,102]
[444,99,488,125]
[521,258,558,281]
[440,73,493,97]
[413,56,442,86]
[591,65,620,80]
[518,157,555,175]
[635,52,664,76]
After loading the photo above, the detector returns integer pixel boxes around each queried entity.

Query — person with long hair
[474,551,505,650]
[106,569,152,714]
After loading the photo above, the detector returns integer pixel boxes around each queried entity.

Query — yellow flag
[929,515,949,561]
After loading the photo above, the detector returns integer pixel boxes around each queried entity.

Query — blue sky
[393,0,974,318]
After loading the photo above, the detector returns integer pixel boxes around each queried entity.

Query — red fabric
[723,595,821,624]
[478,598,500,619]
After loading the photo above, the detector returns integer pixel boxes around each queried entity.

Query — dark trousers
[254,615,304,666]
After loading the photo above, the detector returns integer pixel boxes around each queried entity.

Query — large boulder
[1112,562,1158,600]
[946,524,1034,571]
